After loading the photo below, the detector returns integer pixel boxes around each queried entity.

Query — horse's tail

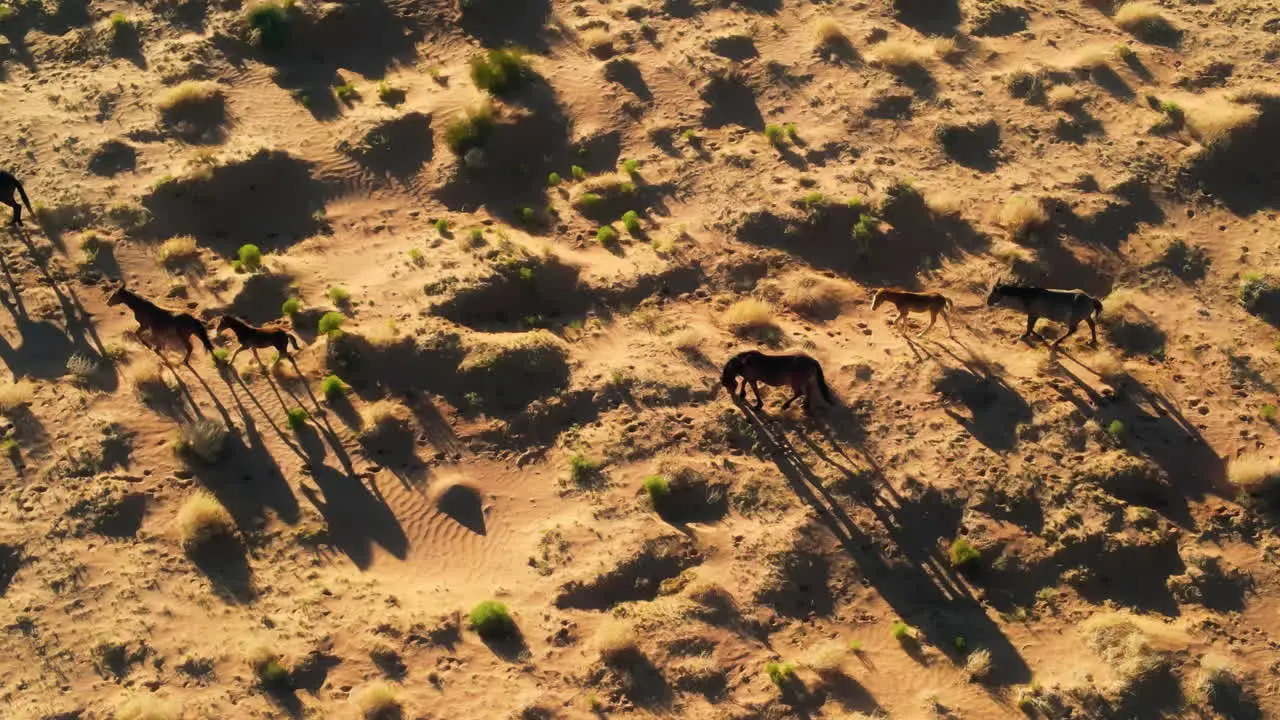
[1092,297,1103,320]
[14,178,33,217]
[944,296,954,314]
[813,362,834,404]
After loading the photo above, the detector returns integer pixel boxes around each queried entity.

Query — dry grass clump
[1180,96,1261,146]
[1047,85,1084,110]
[177,418,228,463]
[782,277,847,319]
[999,195,1049,241]
[813,18,847,48]
[156,81,224,120]
[128,360,178,403]
[0,380,34,414]
[595,620,640,665]
[582,28,614,58]
[158,236,200,269]
[353,682,402,720]
[926,191,963,217]
[358,399,412,442]
[802,640,849,677]
[1114,2,1179,42]
[1091,350,1126,383]
[1081,612,1167,682]
[1068,44,1112,71]
[1227,455,1280,504]
[670,327,702,354]
[722,298,778,336]
[116,696,180,720]
[177,491,236,553]
[867,39,935,69]
[964,648,993,681]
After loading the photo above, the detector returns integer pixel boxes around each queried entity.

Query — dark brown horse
[215,315,301,363]
[1,171,34,226]
[106,282,213,365]
[721,350,834,415]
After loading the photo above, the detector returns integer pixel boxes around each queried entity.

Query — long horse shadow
[731,397,1031,686]
[299,463,408,570]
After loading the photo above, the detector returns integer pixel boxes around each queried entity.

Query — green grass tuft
[569,454,602,485]
[1261,404,1278,422]
[764,123,785,146]
[237,244,262,272]
[764,661,796,687]
[547,172,561,186]
[327,287,351,305]
[571,165,586,181]
[1107,419,1126,439]
[470,48,531,95]
[596,226,619,245]
[318,311,345,337]
[621,210,640,234]
[621,158,640,175]
[891,621,911,641]
[443,103,495,155]
[212,348,229,364]
[949,537,980,569]
[320,374,347,401]
[468,600,516,638]
[435,218,450,234]
[334,81,359,105]
[281,297,301,316]
[245,1,291,51]
[286,407,309,430]
[642,475,670,506]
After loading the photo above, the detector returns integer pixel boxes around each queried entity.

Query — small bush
[334,81,359,105]
[764,123,785,146]
[468,600,516,638]
[358,399,411,443]
[443,102,495,155]
[247,646,289,688]
[949,537,980,569]
[572,165,587,180]
[245,1,291,51]
[964,649,993,682]
[891,621,912,642]
[1107,419,1126,439]
[1114,2,1179,43]
[156,81,223,120]
[376,81,404,106]
[814,18,847,49]
[642,475,670,506]
[999,195,1049,241]
[320,374,348,400]
[1047,85,1083,110]
[0,380,34,414]
[597,226,619,245]
[177,419,227,463]
[1261,405,1277,422]
[583,27,614,58]
[286,408,308,431]
[158,236,200,269]
[237,244,262,272]
[318,311,346,337]
[66,353,98,381]
[868,38,936,69]
[470,48,530,95]
[620,158,640,175]
[116,696,179,720]
[547,172,561,186]
[621,210,641,234]
[327,286,351,304]
[569,454,602,486]
[281,297,301,316]
[177,491,236,552]
[722,299,777,336]
[764,661,796,687]
[1227,455,1280,505]
[596,621,640,664]
[435,218,450,234]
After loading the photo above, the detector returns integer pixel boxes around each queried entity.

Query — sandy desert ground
[1,0,1279,717]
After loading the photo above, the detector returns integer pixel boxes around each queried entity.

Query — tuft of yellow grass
[782,277,847,319]
[1047,85,1084,109]
[1114,2,1176,38]
[1227,455,1280,497]
[353,682,402,720]
[814,18,847,48]
[1180,96,1261,146]
[1068,44,1112,71]
[1091,350,1126,383]
[156,81,223,116]
[867,39,935,69]
[802,640,849,676]
[964,648,993,681]
[582,28,614,57]
[722,298,778,335]
[595,620,640,664]
[116,696,180,720]
[927,191,964,217]
[999,196,1049,240]
[158,236,200,267]
[358,399,412,440]
[0,380,34,414]
[128,360,177,402]
[670,327,702,353]
[177,491,236,552]
[1081,612,1167,682]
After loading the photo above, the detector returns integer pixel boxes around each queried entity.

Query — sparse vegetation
[547,172,561,186]
[0,380,32,414]
[621,210,641,234]
[353,682,402,720]
[468,600,516,638]
[116,696,180,720]
[1227,455,1280,505]
[1261,404,1277,422]
[158,236,200,269]
[572,165,587,181]
[1047,85,1083,109]
[1082,612,1168,683]
[891,620,912,642]
[376,81,404,106]
[246,1,291,51]
[237,244,262,272]
[177,491,236,553]
[722,299,778,337]
[1114,2,1179,43]
[620,158,640,175]
[596,226,619,245]
[814,18,847,50]
[642,475,670,506]
[281,297,301,316]
[595,621,639,664]
[247,645,289,688]
[964,649,993,681]
[443,102,495,155]
[286,407,308,431]
[334,81,359,105]
[320,374,348,401]
[358,399,411,443]
[156,82,223,121]
[949,537,980,569]
[765,661,796,687]
[868,38,935,69]
[764,123,786,146]
[999,195,1049,241]
[568,454,603,487]
[1239,272,1272,311]
[470,48,531,95]
[318,311,345,337]
[176,419,228,463]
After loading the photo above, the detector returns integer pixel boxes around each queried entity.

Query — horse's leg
[180,335,194,365]
[1054,320,1079,347]
[780,380,803,410]
[750,380,764,410]
[1086,316,1098,346]
[944,308,955,338]
[2,198,18,226]
[229,345,244,363]
[1022,314,1039,340]
[918,309,938,338]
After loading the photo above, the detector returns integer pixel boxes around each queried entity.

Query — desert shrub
[334,81,359,104]
[547,172,561,187]
[1082,612,1167,682]
[1047,85,1083,109]
[1107,419,1126,439]
[814,18,847,49]
[621,210,641,234]
[949,537,980,569]
[0,380,33,414]
[868,38,936,69]
[443,102,495,155]
[375,80,404,105]
[891,620,912,641]
[620,158,640,175]
[358,399,411,442]
[177,419,227,463]
[247,645,289,688]
[353,682,401,720]
[66,353,98,382]
[158,236,200,270]
[596,226,619,244]
[568,454,603,487]
[318,311,345,337]
[803,640,849,676]
[245,1,291,50]
[999,195,1048,241]
[470,48,530,95]
[285,408,308,430]
[764,661,796,687]
[1227,455,1280,506]
[1182,96,1260,146]
[571,165,586,180]
[320,374,348,400]
[106,202,151,233]
[1261,405,1278,422]
[156,82,223,121]
[281,297,301,317]
[964,649,993,681]
[1157,237,1209,280]
[595,621,639,664]
[783,276,846,319]
[128,361,177,403]
[468,600,516,638]
[177,492,236,553]
[434,218,450,234]
[1114,2,1179,43]
[237,244,262,272]
[722,299,778,336]
[583,27,613,58]
[1006,68,1047,101]
[642,475,670,506]
[764,124,785,146]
